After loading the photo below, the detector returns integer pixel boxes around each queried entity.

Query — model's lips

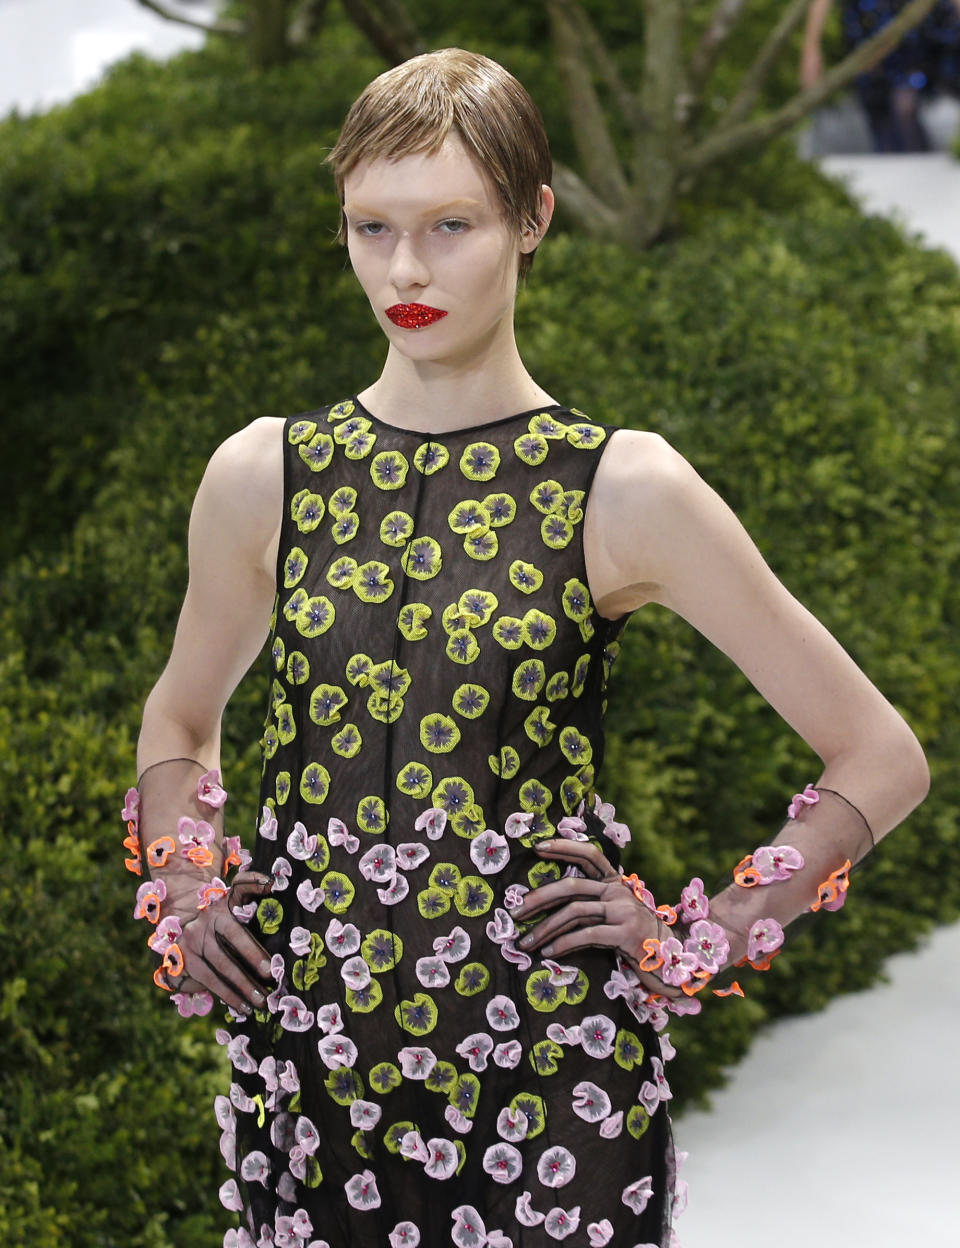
[385,303,448,329]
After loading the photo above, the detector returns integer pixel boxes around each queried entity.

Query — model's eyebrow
[343,197,485,218]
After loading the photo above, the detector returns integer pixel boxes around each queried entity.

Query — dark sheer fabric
[221,398,675,1248]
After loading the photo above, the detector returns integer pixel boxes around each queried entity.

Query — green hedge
[2,20,958,1247]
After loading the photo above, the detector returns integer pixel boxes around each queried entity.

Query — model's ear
[520,184,555,253]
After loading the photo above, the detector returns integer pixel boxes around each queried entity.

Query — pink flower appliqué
[537,1145,576,1188]
[544,1205,581,1240]
[133,878,166,923]
[451,1204,487,1247]
[278,995,314,1032]
[388,1222,420,1248]
[483,1142,523,1185]
[658,937,700,987]
[621,1175,654,1215]
[752,843,805,882]
[515,1192,545,1227]
[683,919,730,975]
[787,783,819,819]
[197,769,228,808]
[327,817,360,853]
[415,807,447,840]
[344,1169,381,1210]
[678,876,709,923]
[170,990,213,1017]
[747,917,784,963]
[258,805,278,840]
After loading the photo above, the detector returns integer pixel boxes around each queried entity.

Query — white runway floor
[2,7,959,1245]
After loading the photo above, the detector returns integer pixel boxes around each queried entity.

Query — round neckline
[350,395,569,439]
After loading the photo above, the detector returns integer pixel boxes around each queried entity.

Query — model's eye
[355,222,385,236]
[439,219,469,234]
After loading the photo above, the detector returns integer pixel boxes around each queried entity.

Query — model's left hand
[511,839,683,999]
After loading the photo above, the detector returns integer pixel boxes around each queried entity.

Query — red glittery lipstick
[385,303,448,329]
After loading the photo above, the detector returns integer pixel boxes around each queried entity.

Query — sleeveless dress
[216,398,679,1248]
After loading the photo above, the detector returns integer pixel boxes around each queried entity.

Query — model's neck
[357,344,557,436]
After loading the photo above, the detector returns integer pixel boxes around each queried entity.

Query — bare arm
[513,429,928,998]
[130,417,285,1014]
[801,0,835,88]
[585,429,929,834]
[137,416,284,774]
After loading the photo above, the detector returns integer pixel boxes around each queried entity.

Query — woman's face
[343,131,546,368]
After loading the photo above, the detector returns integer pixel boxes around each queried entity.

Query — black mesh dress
[218,398,677,1248]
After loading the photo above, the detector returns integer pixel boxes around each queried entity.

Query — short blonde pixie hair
[324,48,552,280]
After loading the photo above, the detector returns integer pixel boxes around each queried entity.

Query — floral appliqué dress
[217,399,680,1248]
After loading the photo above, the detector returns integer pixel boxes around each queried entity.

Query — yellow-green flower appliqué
[370,450,409,490]
[285,650,310,685]
[398,602,431,641]
[353,560,394,603]
[331,723,362,759]
[299,761,331,804]
[508,560,544,595]
[452,683,489,719]
[282,546,309,589]
[379,510,414,548]
[327,556,359,591]
[331,512,360,545]
[459,441,500,482]
[295,595,335,638]
[514,432,549,466]
[299,432,334,473]
[395,993,438,1036]
[567,422,607,450]
[413,441,449,475]
[357,796,388,834]
[288,419,318,444]
[420,713,461,754]
[403,536,442,581]
[309,684,348,727]
[396,761,433,798]
[291,490,325,533]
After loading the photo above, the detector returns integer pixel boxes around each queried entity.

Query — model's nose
[387,234,430,292]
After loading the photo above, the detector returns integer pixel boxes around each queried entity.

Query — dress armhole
[580,426,637,639]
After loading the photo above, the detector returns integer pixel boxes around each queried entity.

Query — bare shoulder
[594,427,697,501]
[192,416,286,578]
[586,427,712,615]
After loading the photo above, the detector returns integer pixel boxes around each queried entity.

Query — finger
[228,872,274,904]
[181,922,267,1012]
[213,911,274,982]
[204,923,273,1008]
[535,923,623,960]
[533,839,617,880]
[512,876,606,920]
[517,900,608,952]
[163,944,256,1015]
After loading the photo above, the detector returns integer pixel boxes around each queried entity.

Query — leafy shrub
[2,15,958,1244]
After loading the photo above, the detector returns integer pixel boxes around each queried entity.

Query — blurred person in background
[802,0,960,151]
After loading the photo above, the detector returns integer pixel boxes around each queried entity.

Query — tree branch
[550,160,625,237]
[289,0,330,44]
[625,0,684,242]
[340,0,424,65]
[549,0,641,129]
[687,0,749,95]
[376,0,426,55]
[715,0,812,132]
[547,0,630,208]
[680,0,941,175]
[133,0,243,36]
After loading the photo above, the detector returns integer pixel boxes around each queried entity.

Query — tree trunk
[248,0,292,68]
